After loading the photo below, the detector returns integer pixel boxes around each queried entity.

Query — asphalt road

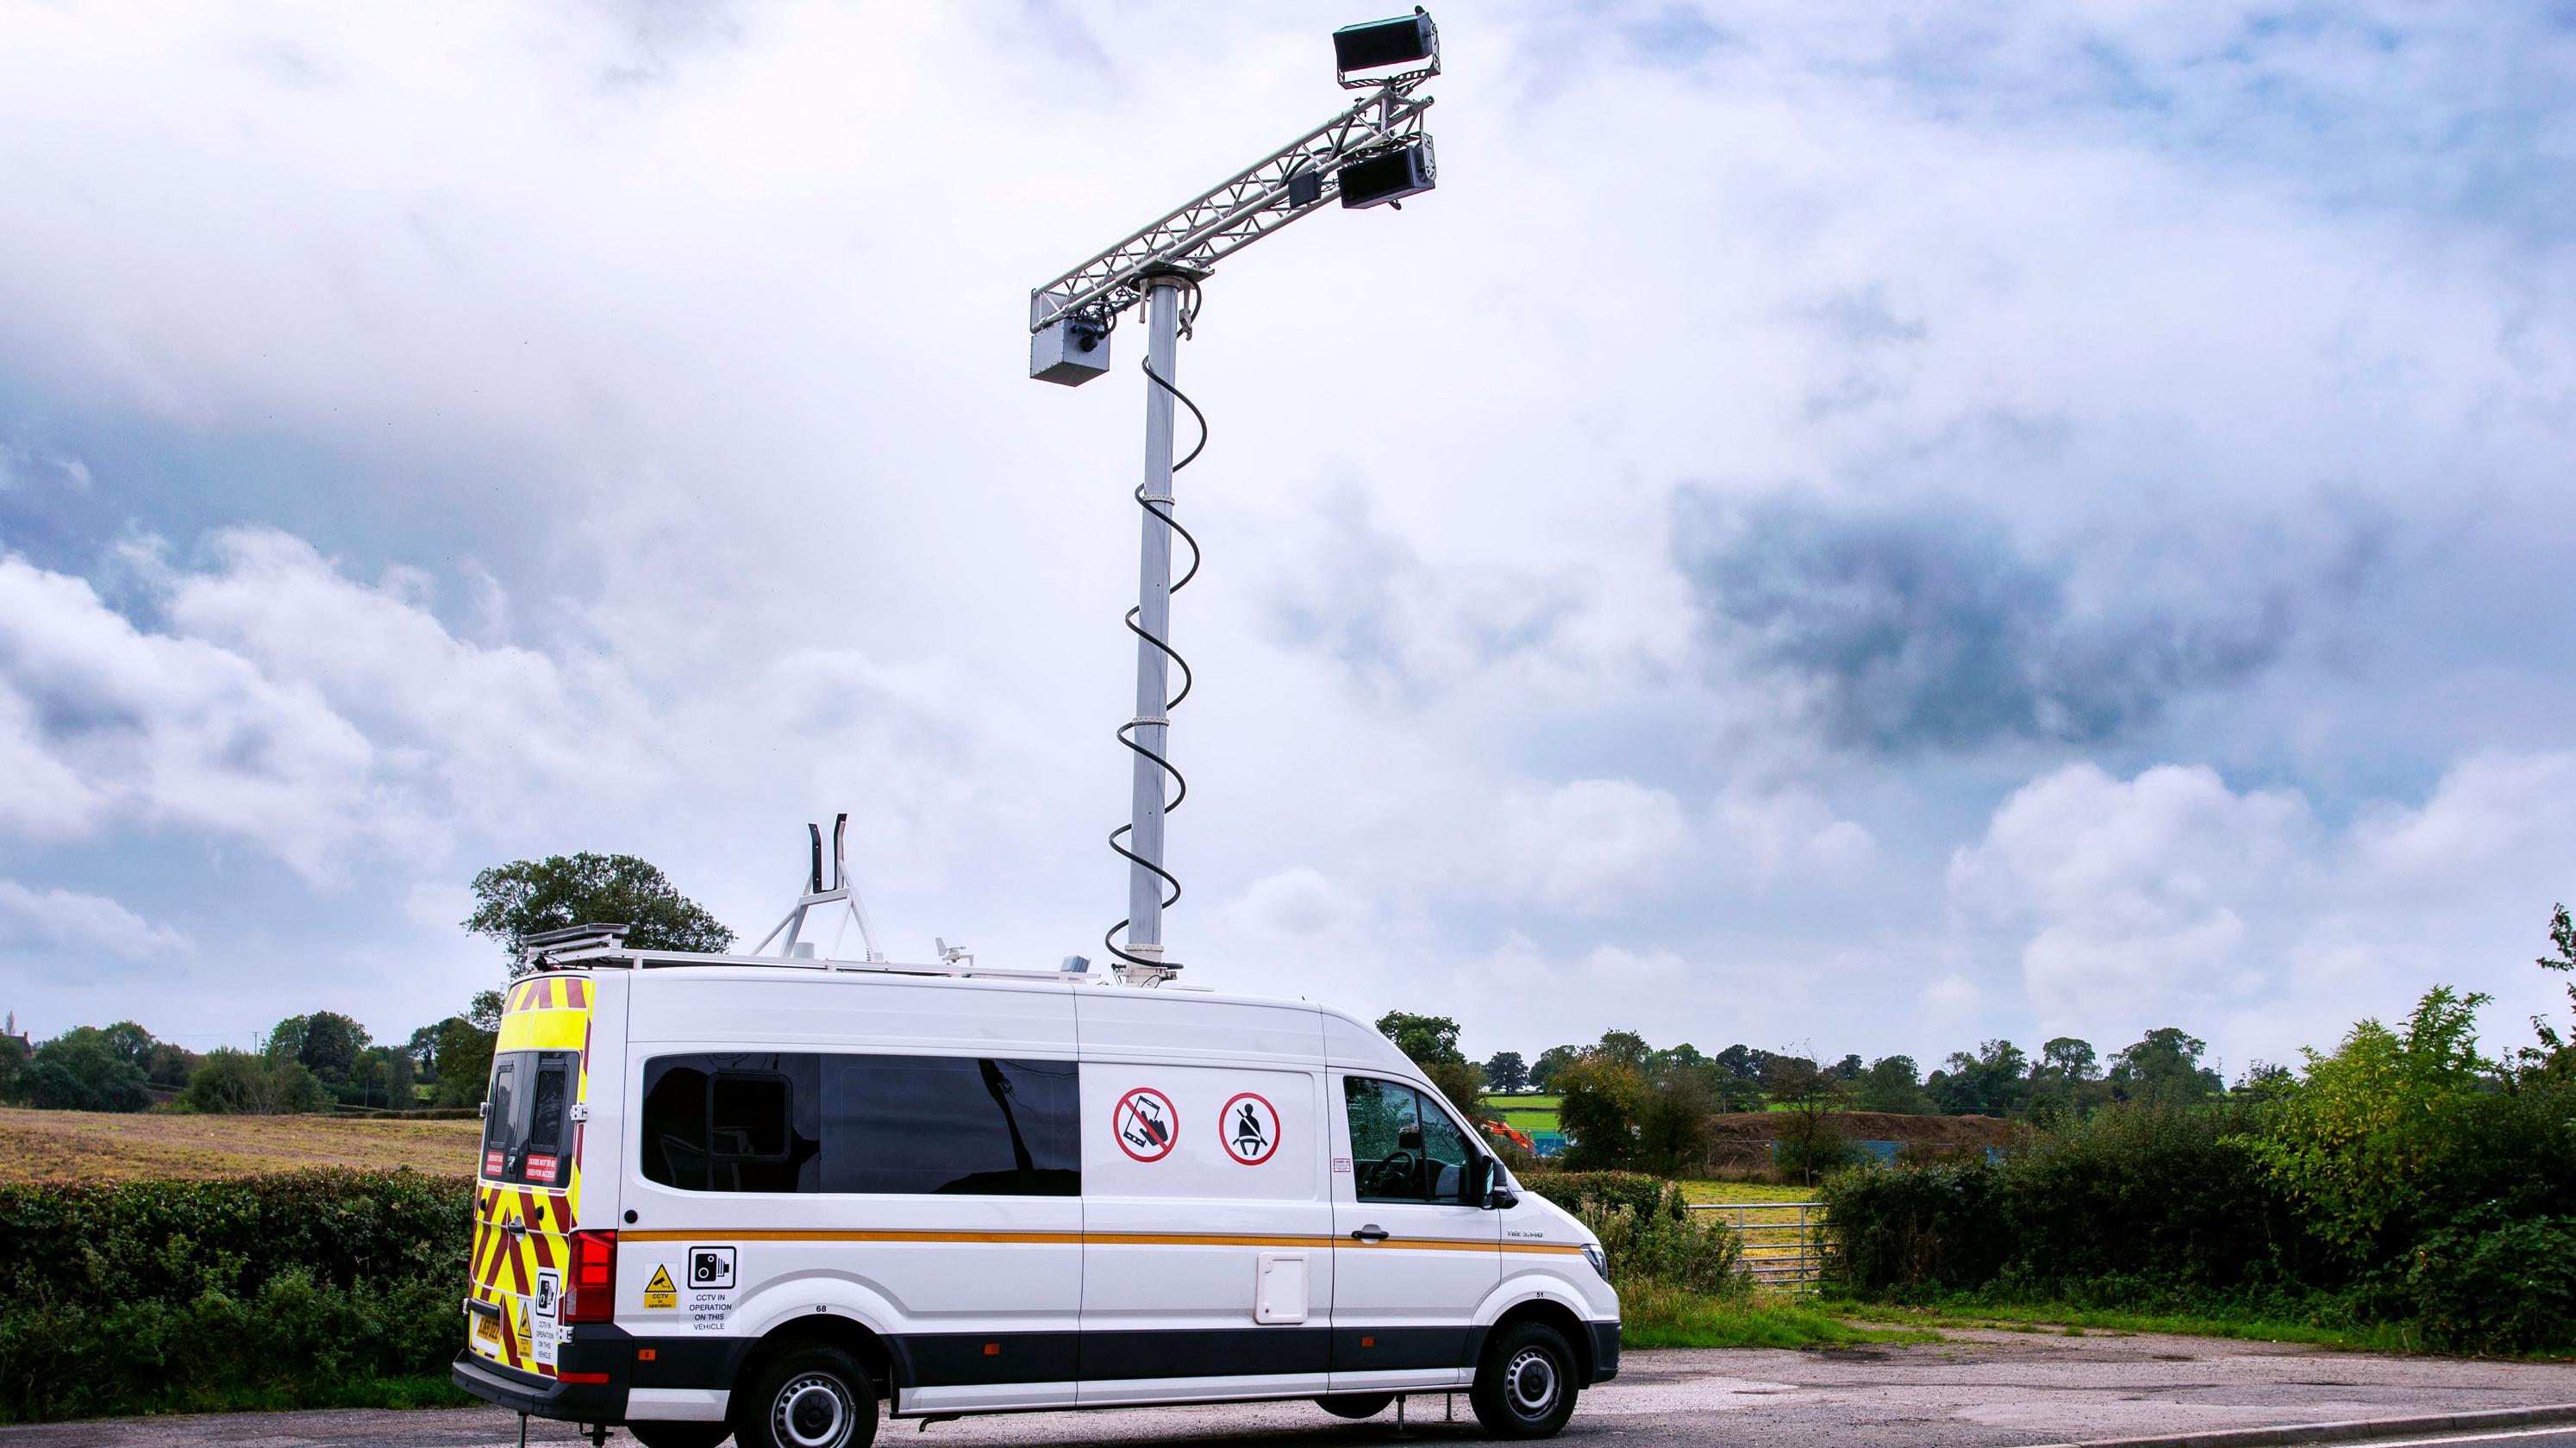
[8,1331,2575,1448]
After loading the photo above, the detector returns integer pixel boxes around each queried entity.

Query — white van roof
[529,943,1417,1076]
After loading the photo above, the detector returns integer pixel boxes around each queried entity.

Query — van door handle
[1350,1226,1390,1243]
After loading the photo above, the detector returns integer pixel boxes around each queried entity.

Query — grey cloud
[1673,495,2292,752]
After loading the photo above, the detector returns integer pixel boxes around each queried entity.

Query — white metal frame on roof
[526,939,1085,985]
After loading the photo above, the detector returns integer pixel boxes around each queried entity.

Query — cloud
[1712,784,1873,883]
[0,2,2569,1067]
[1952,755,2576,1062]
[1491,779,1691,914]
[1676,499,2295,752]
[0,879,191,969]
[0,547,383,875]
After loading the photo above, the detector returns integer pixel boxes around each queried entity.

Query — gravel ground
[9,1331,2575,1448]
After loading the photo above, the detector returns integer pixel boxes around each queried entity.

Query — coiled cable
[1105,290,1210,974]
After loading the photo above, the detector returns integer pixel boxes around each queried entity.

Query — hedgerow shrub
[2403,1210,2576,1354]
[1574,1185,1746,1298]
[0,1170,472,1421]
[1520,1170,1675,1221]
[1819,1001,2576,1355]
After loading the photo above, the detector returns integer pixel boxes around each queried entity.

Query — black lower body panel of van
[453,1350,627,1423]
[1587,1321,1620,1383]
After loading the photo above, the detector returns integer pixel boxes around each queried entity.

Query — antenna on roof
[751,812,885,962]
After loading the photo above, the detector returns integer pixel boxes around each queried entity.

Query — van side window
[641,1053,1076,1196]
[823,1057,1079,1195]
[641,1054,822,1193]
[1346,1077,1478,1205]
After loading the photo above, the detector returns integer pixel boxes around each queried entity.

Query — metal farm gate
[1688,1201,1829,1293]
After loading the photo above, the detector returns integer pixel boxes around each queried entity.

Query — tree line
[1452,1026,2241,1117]
[0,853,729,1116]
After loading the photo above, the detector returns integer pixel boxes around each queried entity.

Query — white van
[453,930,1620,1448]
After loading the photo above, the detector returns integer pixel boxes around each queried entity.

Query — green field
[1489,1093,1561,1132]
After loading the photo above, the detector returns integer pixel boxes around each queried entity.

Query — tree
[184,1048,333,1114]
[1483,1051,1529,1095]
[19,1034,151,1112]
[2233,1059,2296,1102]
[1375,1012,1466,1066]
[2242,985,2494,1261]
[350,1045,416,1109]
[266,1010,371,1084]
[1710,1044,1773,1110]
[1529,1045,1582,1092]
[0,1033,27,1103]
[1375,1012,1484,1122]
[407,1024,445,1083]
[1635,1067,1718,1176]
[1856,1054,1931,1114]
[2523,903,2576,1077]
[1649,1042,1708,1077]
[1591,1029,1652,1071]
[466,853,735,976]
[1555,1055,1648,1170]
[2109,1027,2221,1104]
[1764,1051,1853,1184]
[2029,1036,2102,1114]
[97,1020,157,1071]
[1831,1052,1864,1081]
[432,1014,498,1108]
[1932,1039,2029,1114]
[2039,1036,2098,1082]
[145,1041,200,1089]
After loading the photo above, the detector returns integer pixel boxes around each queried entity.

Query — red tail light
[565,1230,616,1323]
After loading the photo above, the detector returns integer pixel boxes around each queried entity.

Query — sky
[1,1,2572,1079]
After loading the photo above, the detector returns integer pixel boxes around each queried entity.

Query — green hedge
[1519,1170,1678,1221]
[1817,1090,2576,1353]
[0,1170,473,1421]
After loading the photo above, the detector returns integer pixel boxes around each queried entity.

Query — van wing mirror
[1469,1154,1515,1208]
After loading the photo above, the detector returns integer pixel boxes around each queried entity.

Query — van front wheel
[734,1344,878,1448]
[1470,1321,1579,1439]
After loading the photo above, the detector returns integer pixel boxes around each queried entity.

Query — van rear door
[466,974,595,1379]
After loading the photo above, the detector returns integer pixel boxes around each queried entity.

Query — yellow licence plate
[474,1312,501,1345]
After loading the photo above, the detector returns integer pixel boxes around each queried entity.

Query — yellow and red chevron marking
[467,1183,573,1376]
[504,975,591,1014]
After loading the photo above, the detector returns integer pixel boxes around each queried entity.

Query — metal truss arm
[1028,82,1435,331]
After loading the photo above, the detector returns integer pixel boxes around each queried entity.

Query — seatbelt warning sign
[643,1264,678,1309]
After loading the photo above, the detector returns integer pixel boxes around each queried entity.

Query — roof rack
[519,922,631,971]
[525,941,1084,984]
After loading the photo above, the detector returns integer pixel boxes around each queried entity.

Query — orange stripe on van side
[619,1228,1585,1254]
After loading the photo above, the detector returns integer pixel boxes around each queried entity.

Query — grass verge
[1823,1297,2436,1353]
[1674,1179,1817,1206]
[1623,1284,1941,1350]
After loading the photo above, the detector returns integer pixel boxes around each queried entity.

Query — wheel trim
[773,1372,854,1448]
[1504,1345,1560,1418]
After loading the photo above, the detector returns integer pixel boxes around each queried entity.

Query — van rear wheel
[733,1344,878,1448]
[1316,1393,1395,1419]
[628,1424,731,1448]
[1470,1320,1579,1439]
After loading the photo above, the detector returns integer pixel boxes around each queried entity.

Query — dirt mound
[1702,1110,2022,1146]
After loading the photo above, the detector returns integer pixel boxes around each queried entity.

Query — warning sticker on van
[1218,1092,1280,1164]
[643,1264,678,1309]
[1114,1088,1178,1162]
